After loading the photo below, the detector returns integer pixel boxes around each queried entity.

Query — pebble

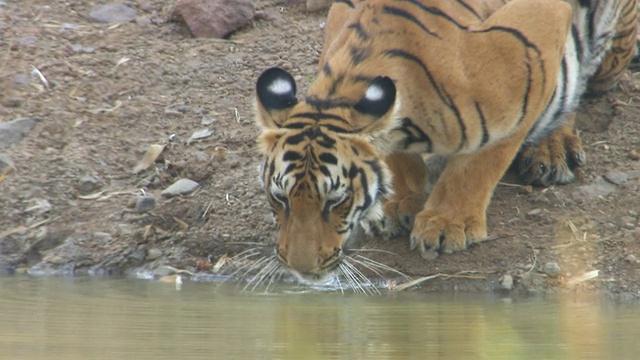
[93,232,113,243]
[0,153,15,175]
[420,250,439,261]
[620,216,637,230]
[187,128,213,143]
[629,149,639,161]
[0,117,41,148]
[161,178,199,197]
[603,171,629,185]
[499,274,514,290]
[526,208,542,219]
[115,223,134,236]
[135,195,156,212]
[12,74,30,86]
[77,176,101,194]
[146,248,163,260]
[89,3,137,23]
[543,262,562,278]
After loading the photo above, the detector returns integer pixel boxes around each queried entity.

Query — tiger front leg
[375,152,430,239]
[410,132,526,254]
[516,114,586,186]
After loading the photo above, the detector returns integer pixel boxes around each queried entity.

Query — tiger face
[254,67,397,282]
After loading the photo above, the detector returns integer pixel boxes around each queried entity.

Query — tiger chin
[253,0,637,282]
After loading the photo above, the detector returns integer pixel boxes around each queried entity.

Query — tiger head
[254,67,399,283]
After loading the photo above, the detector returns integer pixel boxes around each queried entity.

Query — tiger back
[253,0,637,282]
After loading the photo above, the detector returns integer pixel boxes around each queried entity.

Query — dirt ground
[1,0,639,299]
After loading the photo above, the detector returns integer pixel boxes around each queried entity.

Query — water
[1,276,639,360]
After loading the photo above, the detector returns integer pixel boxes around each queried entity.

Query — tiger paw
[409,209,487,254]
[516,122,586,186]
[376,193,427,239]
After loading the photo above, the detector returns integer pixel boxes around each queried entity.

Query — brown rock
[171,0,255,38]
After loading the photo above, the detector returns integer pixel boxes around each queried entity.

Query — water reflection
[0,276,638,360]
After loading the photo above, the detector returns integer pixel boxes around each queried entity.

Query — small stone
[621,216,637,230]
[187,128,213,143]
[604,171,629,185]
[161,178,199,197]
[526,208,542,219]
[499,274,514,290]
[77,176,101,194]
[0,117,41,148]
[629,149,640,161]
[146,248,163,260]
[12,74,30,86]
[135,195,156,212]
[93,232,113,243]
[115,223,134,236]
[543,262,561,278]
[171,0,255,38]
[89,3,137,24]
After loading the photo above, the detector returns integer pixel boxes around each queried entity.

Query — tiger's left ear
[255,67,298,129]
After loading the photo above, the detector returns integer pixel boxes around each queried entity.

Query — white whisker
[341,259,379,295]
[353,254,411,280]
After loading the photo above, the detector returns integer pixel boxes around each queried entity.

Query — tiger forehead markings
[253,0,637,283]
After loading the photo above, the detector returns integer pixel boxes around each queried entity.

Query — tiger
[253,0,638,282]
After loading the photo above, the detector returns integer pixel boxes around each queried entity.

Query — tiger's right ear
[255,67,298,129]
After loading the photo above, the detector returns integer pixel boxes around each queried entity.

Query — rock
[146,248,163,260]
[171,0,255,38]
[12,74,30,86]
[604,171,629,185]
[135,195,156,212]
[115,223,134,236]
[0,117,40,148]
[306,0,332,12]
[77,176,101,194]
[625,254,639,263]
[499,274,514,290]
[0,153,15,176]
[161,178,199,197]
[526,208,542,219]
[572,177,617,199]
[187,128,213,143]
[89,3,137,24]
[620,216,637,230]
[629,149,640,161]
[543,262,561,278]
[93,232,113,243]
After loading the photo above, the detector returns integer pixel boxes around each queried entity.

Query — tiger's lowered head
[254,0,637,283]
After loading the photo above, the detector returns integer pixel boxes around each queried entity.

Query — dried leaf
[133,144,165,174]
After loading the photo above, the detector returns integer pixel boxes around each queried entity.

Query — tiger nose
[277,244,320,275]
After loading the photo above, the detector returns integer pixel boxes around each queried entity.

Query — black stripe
[571,25,583,64]
[283,151,303,162]
[474,102,489,147]
[349,46,371,65]
[455,0,481,20]
[382,6,440,38]
[334,0,355,8]
[397,117,433,152]
[319,153,339,165]
[348,22,369,41]
[384,49,467,149]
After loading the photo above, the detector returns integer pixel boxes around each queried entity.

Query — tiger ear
[255,67,298,129]
[354,76,396,118]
